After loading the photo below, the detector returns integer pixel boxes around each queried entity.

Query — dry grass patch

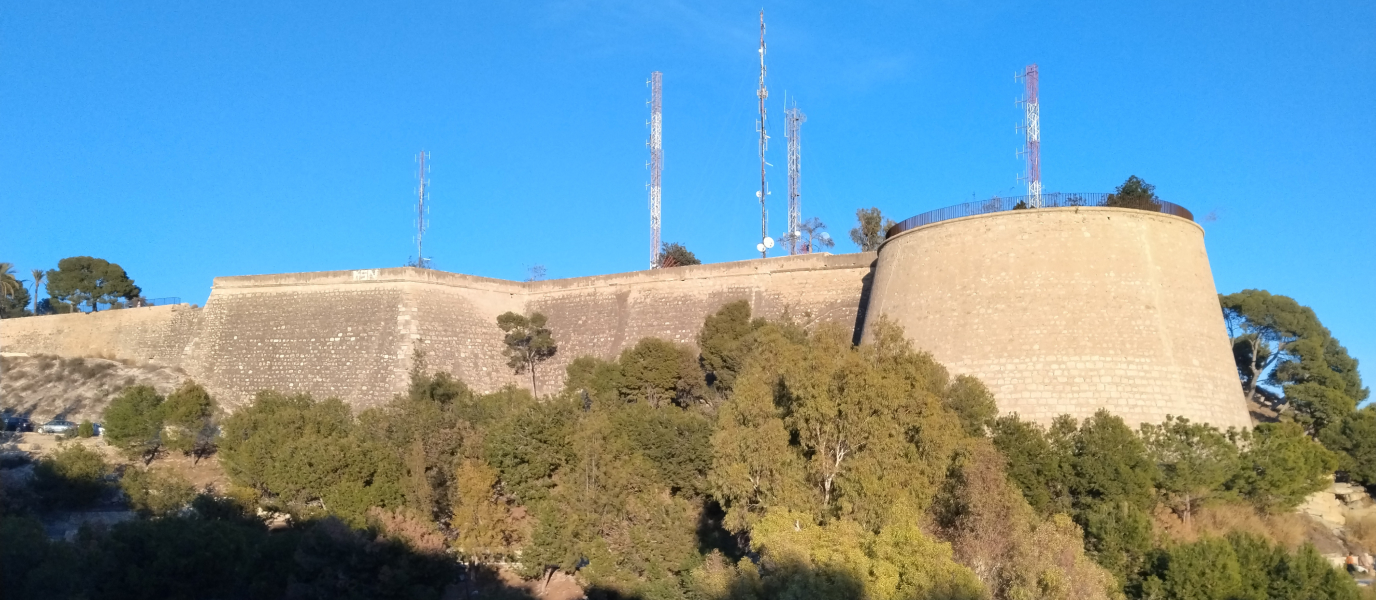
[1154,502,1309,549]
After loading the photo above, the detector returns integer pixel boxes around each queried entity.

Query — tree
[0,262,19,298]
[161,381,218,463]
[991,415,1074,515]
[1104,175,1163,211]
[712,318,967,531]
[929,442,1119,600]
[1139,535,1362,600]
[1070,410,1159,512]
[746,508,986,600]
[496,311,557,396]
[697,300,760,392]
[849,207,895,251]
[103,385,167,464]
[217,391,403,524]
[0,263,30,318]
[616,338,705,407]
[29,269,44,314]
[797,217,835,254]
[482,397,576,504]
[1319,407,1376,486]
[449,459,518,561]
[1273,335,1368,433]
[1139,416,1240,528]
[31,445,112,509]
[943,375,998,438]
[45,256,141,312]
[1139,536,1243,600]
[120,468,197,516]
[1228,421,1337,513]
[1219,290,1326,407]
[36,297,73,315]
[0,284,31,318]
[657,242,700,268]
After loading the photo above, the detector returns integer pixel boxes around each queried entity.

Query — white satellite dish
[756,243,766,253]
[763,237,775,249]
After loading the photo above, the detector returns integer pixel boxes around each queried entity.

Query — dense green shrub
[31,444,111,509]
[121,468,197,517]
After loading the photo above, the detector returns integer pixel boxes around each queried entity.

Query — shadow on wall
[851,256,878,346]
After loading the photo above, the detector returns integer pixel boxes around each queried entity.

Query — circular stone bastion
[862,206,1251,430]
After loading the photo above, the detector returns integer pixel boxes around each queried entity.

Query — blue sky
[2,1,1372,386]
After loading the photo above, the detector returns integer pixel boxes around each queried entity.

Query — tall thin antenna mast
[648,71,663,268]
[415,150,431,269]
[755,10,771,258]
[785,99,805,255]
[1017,64,1041,208]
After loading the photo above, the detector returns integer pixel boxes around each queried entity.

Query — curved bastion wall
[861,206,1250,430]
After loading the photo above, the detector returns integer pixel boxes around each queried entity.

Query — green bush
[32,445,111,509]
[102,385,165,463]
[120,468,197,517]
[76,420,95,438]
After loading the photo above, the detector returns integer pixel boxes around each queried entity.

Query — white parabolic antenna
[756,243,766,253]
[763,237,775,249]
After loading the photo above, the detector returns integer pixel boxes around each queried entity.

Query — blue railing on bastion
[885,192,1194,239]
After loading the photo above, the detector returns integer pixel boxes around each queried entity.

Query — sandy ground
[1,354,190,423]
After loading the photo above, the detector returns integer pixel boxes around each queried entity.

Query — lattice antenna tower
[784,98,805,255]
[647,71,663,268]
[755,10,772,258]
[414,150,431,269]
[1015,64,1041,208]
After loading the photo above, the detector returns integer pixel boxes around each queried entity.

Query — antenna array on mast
[648,72,663,268]
[414,150,431,269]
[784,100,805,255]
[1016,64,1041,208]
[755,10,772,258]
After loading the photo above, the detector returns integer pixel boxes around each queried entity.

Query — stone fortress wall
[861,206,1251,430]
[0,303,202,367]
[1,253,876,411]
[0,207,1250,428]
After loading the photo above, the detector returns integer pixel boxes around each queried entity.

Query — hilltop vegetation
[1,295,1370,600]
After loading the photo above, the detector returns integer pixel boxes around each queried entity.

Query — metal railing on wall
[885,193,1194,239]
[131,297,181,308]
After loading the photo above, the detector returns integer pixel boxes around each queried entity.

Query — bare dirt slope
[1,354,190,422]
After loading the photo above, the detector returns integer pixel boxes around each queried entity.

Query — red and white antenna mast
[755,10,773,258]
[785,99,805,254]
[415,150,431,268]
[647,71,663,268]
[1017,64,1041,207]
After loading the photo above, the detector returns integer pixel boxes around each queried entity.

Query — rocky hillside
[0,354,189,422]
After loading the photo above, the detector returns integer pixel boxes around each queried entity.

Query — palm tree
[0,263,20,298]
[31,268,45,314]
